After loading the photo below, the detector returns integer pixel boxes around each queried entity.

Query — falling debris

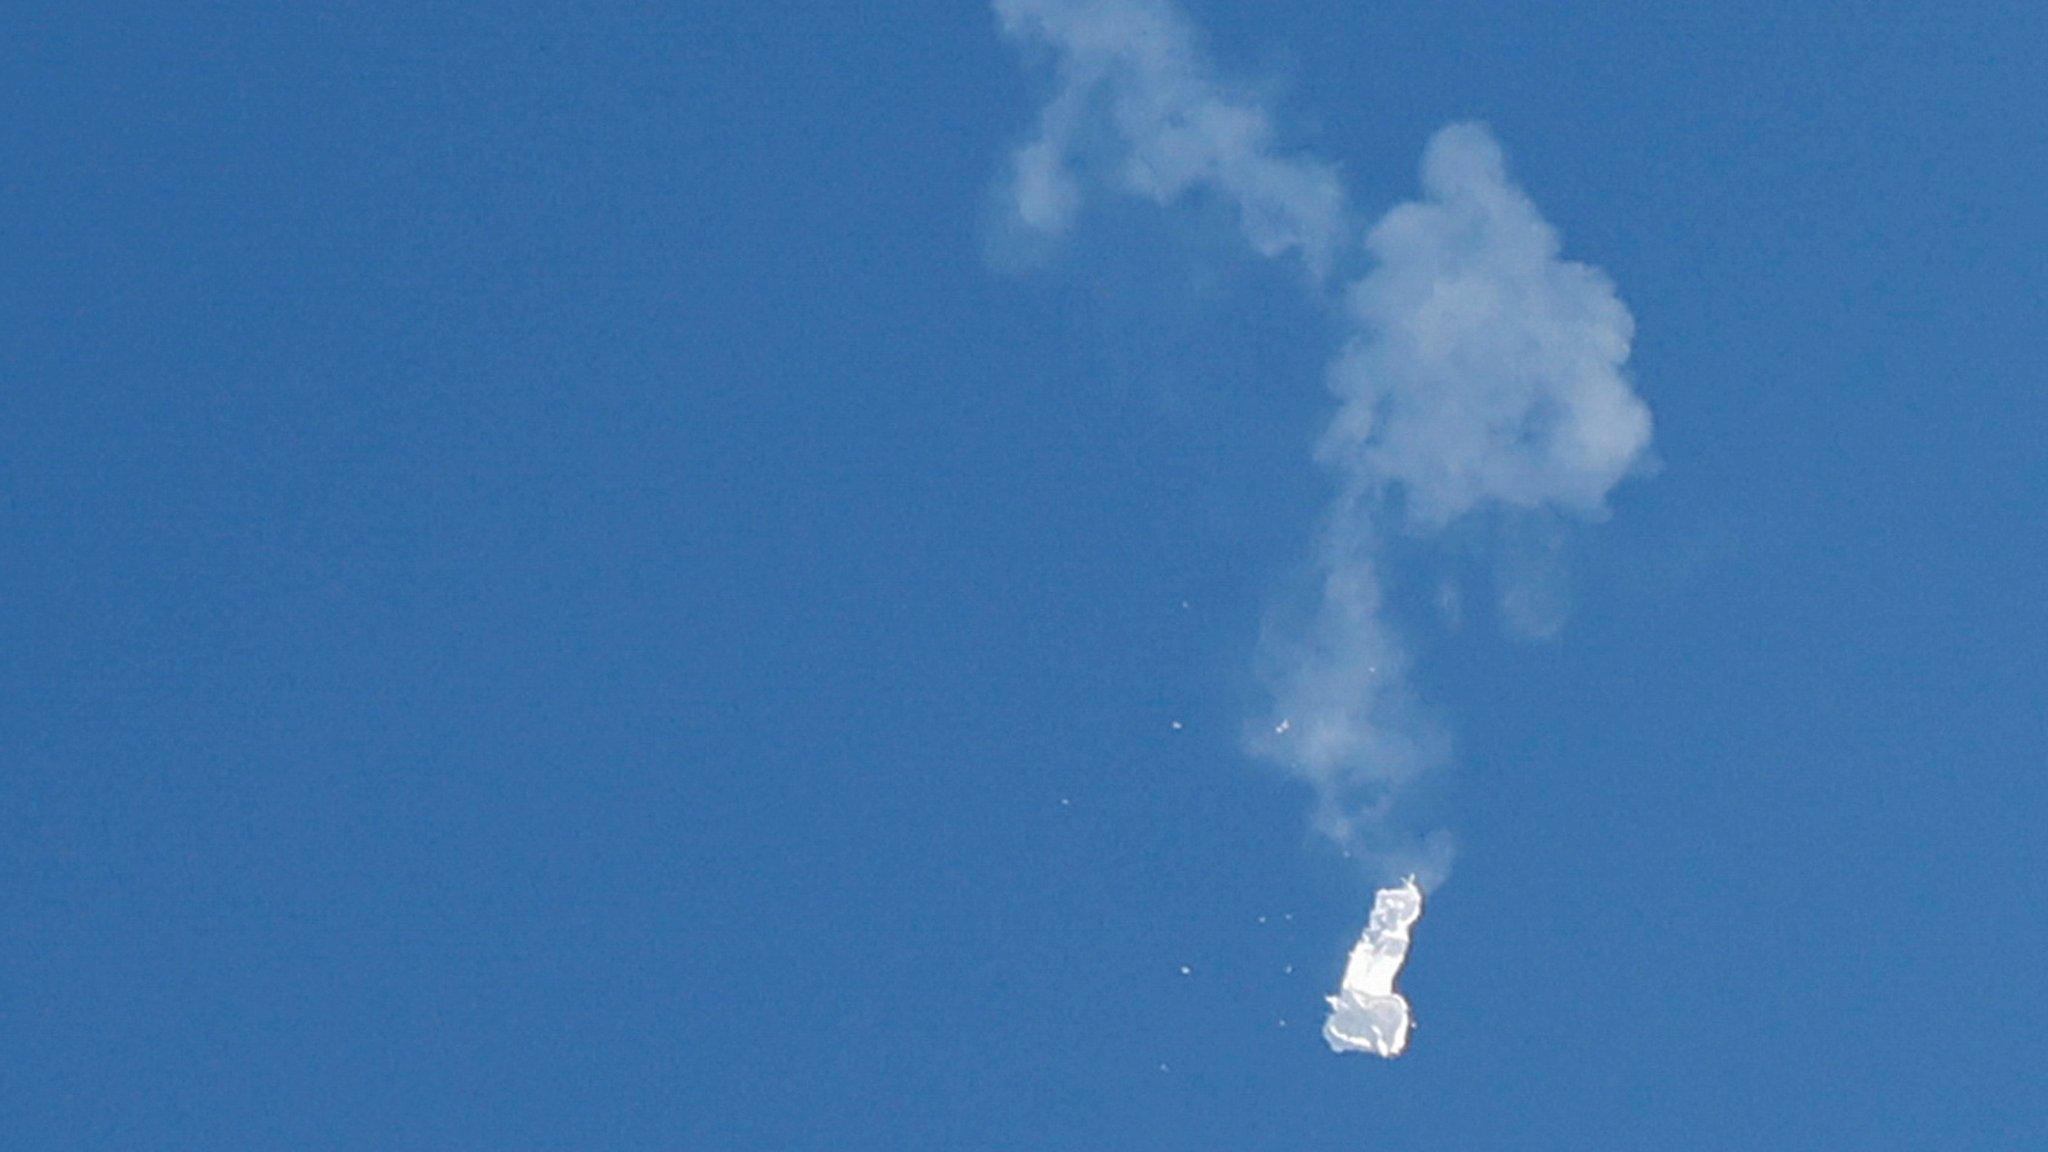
[1273,719,1291,735]
[1324,877,1425,1058]
[1170,721,1184,730]
[1179,965,1193,976]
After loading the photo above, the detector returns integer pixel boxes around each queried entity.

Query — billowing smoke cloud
[995,0,1653,887]
[1258,125,1653,884]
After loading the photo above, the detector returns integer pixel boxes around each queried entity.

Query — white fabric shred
[1323,877,1425,1057]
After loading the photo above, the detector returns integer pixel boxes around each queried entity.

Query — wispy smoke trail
[992,0,1347,276]
[995,0,1653,886]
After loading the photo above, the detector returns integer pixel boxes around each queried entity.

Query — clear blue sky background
[4,2,2044,1148]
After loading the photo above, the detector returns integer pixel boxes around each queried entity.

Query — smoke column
[992,0,1654,887]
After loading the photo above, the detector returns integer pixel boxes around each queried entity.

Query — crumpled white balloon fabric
[1323,878,1425,1057]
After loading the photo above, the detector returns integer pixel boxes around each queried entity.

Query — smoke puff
[994,0,1348,275]
[993,2,1653,886]
[1322,124,1652,528]
[1266,125,1651,883]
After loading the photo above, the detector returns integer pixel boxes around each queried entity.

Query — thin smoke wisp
[993,0,1653,889]
[992,0,1348,276]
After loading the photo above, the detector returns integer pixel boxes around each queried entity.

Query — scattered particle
[1059,797,1071,806]
[1179,965,1192,975]
[1284,965,1294,974]
[1273,719,1291,735]
[1257,915,1267,924]
[1170,720,1184,730]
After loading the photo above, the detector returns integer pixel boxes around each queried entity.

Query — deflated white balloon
[1323,877,1425,1058]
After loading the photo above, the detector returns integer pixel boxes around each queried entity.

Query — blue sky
[4,2,2044,1148]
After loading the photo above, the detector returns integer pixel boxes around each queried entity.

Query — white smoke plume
[994,1,1653,887]
[992,0,1348,276]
